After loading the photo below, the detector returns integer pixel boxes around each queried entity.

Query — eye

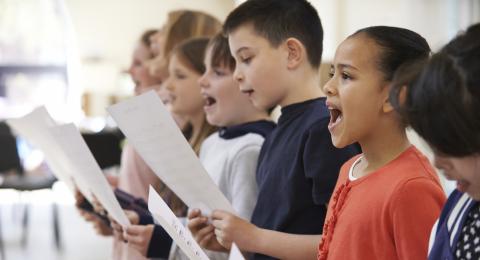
[341,72,352,80]
[241,56,252,64]
[175,72,186,79]
[328,69,334,78]
[213,68,225,76]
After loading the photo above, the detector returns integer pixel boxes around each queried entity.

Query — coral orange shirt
[318,146,446,260]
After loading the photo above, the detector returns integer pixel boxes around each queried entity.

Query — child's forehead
[334,36,380,67]
[228,24,272,51]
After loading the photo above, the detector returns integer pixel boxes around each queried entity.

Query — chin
[207,118,220,127]
[331,136,352,149]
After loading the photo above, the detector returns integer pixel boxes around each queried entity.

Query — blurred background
[0,0,478,259]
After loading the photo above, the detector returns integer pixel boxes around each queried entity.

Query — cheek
[455,158,480,181]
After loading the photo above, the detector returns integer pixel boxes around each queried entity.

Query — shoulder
[202,131,219,145]
[228,133,265,159]
[388,175,445,211]
[388,146,441,185]
[382,147,445,201]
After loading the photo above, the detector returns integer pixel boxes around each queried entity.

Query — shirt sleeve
[146,224,173,258]
[390,178,446,260]
[303,119,359,205]
[228,143,261,220]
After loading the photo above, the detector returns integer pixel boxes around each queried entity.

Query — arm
[212,210,320,260]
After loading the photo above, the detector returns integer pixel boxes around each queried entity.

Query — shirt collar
[219,120,276,140]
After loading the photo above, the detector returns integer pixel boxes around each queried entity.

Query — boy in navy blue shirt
[187,0,359,259]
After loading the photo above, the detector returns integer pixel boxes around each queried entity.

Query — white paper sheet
[228,244,245,260]
[49,123,130,227]
[6,107,81,194]
[107,91,234,215]
[7,107,129,227]
[148,186,210,260]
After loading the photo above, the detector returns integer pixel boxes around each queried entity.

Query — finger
[187,209,201,219]
[187,216,208,231]
[211,219,224,229]
[198,232,214,248]
[125,232,144,245]
[211,210,228,220]
[125,210,139,224]
[194,225,215,241]
[125,225,144,236]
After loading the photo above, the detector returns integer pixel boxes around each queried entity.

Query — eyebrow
[336,63,359,71]
[235,46,250,56]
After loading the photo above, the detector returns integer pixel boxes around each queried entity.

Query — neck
[188,110,206,143]
[357,122,411,178]
[280,68,324,107]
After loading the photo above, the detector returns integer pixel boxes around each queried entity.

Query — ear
[284,38,305,70]
[382,83,395,113]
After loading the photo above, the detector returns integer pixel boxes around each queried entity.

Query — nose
[198,73,209,90]
[164,78,174,91]
[233,66,244,83]
[323,78,337,97]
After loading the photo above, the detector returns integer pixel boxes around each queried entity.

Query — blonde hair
[149,10,222,77]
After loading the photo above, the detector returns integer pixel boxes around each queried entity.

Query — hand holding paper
[7,107,130,227]
[148,186,210,260]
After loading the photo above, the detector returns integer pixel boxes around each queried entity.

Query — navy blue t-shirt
[251,97,360,260]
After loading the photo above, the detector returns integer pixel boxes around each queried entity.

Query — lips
[240,88,254,97]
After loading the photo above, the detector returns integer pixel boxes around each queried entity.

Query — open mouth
[327,104,343,131]
[329,108,342,125]
[203,94,217,108]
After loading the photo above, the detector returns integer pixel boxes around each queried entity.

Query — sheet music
[148,186,210,260]
[108,91,234,215]
[228,244,245,260]
[49,123,130,227]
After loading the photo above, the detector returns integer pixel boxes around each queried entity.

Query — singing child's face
[198,47,255,127]
[128,43,159,95]
[434,153,480,199]
[228,24,289,110]
[165,54,204,117]
[324,34,390,148]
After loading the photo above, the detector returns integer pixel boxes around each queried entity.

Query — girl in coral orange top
[317,26,446,260]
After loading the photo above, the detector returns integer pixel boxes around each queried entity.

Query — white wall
[64,0,235,116]
[311,0,478,61]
